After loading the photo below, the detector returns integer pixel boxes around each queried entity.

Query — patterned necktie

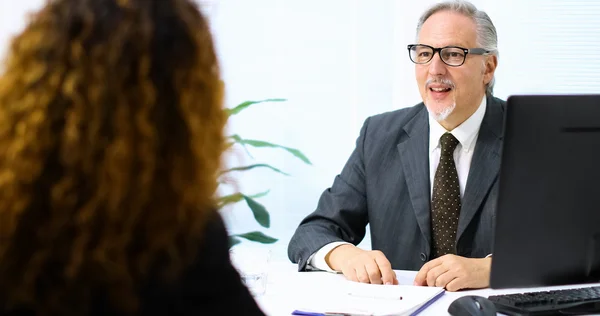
[431,132,461,258]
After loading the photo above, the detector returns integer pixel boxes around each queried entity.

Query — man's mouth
[430,87,452,92]
[425,78,455,99]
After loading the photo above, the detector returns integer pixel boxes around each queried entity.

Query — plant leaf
[225,98,287,117]
[217,193,244,208]
[280,147,312,165]
[217,190,269,209]
[230,136,312,165]
[229,236,242,248]
[229,134,253,158]
[230,134,243,142]
[224,141,235,150]
[249,190,270,199]
[233,231,278,244]
[243,195,270,228]
[220,164,290,176]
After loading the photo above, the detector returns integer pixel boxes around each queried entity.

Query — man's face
[415,11,496,127]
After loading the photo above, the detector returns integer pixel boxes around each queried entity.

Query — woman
[0,0,265,315]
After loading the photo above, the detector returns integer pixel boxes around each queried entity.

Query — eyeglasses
[407,44,491,67]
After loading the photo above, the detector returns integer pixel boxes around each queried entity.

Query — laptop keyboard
[488,286,600,315]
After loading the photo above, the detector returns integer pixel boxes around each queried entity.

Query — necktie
[431,132,461,258]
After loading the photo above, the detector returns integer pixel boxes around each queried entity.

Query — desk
[255,261,600,316]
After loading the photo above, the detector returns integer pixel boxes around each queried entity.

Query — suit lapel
[397,106,431,249]
[457,96,504,240]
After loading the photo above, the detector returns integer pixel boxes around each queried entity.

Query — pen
[291,310,354,316]
[346,292,403,300]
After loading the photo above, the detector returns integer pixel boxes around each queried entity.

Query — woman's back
[0,0,264,314]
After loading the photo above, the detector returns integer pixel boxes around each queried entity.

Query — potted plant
[219,99,311,247]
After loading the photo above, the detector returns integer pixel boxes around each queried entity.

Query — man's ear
[483,55,498,85]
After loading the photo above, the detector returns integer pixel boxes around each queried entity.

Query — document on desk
[292,283,444,316]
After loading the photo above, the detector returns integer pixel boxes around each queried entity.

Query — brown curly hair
[0,0,225,314]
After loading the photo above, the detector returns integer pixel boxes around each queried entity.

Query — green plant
[219,99,311,247]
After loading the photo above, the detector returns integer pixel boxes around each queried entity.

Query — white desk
[255,261,600,316]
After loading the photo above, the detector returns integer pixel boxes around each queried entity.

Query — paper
[294,282,445,316]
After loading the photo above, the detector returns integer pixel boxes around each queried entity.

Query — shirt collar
[428,96,487,154]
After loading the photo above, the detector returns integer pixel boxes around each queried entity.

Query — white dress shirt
[307,97,487,272]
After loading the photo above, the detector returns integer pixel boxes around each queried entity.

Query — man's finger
[342,266,359,283]
[445,277,464,292]
[414,266,429,286]
[435,270,457,288]
[414,258,441,286]
[355,265,371,283]
[426,264,448,287]
[374,256,395,285]
[364,259,383,284]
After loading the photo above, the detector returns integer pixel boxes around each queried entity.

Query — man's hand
[413,255,491,292]
[326,244,399,285]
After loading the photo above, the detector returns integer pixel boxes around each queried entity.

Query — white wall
[0,0,45,58]
[2,0,600,261]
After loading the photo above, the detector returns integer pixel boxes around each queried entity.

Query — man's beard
[424,78,456,122]
[429,102,456,121]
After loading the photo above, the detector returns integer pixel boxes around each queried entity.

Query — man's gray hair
[416,0,498,95]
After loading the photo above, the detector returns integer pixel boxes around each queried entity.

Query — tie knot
[439,133,459,155]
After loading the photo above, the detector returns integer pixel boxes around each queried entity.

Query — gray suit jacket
[288,95,506,271]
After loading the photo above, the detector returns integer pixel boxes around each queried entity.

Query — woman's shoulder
[138,212,265,316]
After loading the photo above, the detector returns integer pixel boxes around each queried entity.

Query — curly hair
[0,0,225,314]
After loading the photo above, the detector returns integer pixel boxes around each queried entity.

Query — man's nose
[428,52,447,76]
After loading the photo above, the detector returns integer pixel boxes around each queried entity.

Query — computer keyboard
[488,286,600,316]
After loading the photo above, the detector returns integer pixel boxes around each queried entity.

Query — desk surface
[255,261,600,316]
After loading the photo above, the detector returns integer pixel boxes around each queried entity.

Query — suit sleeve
[287,117,371,271]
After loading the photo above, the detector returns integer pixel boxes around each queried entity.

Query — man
[288,0,502,292]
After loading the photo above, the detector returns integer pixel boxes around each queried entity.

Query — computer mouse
[448,295,497,316]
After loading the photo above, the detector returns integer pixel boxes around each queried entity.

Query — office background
[2,0,599,260]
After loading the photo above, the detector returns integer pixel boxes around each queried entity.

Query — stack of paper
[292,283,444,316]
